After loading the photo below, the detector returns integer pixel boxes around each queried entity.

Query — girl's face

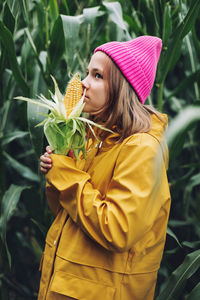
[82,52,109,115]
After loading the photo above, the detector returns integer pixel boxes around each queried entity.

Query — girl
[39,36,171,300]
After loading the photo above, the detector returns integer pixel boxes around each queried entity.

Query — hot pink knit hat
[94,35,162,104]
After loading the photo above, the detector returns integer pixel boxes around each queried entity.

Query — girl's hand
[40,146,53,174]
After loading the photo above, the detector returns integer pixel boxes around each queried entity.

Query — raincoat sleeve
[46,181,62,216]
[45,138,169,252]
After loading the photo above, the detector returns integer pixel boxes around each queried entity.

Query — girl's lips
[84,95,89,102]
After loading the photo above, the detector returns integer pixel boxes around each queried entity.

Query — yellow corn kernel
[64,73,83,118]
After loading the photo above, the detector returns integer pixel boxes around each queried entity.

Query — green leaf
[37,53,48,84]
[18,0,29,25]
[168,127,187,162]
[166,106,200,149]
[82,6,105,49]
[182,241,200,250]
[31,218,46,237]
[167,227,182,248]
[24,28,38,55]
[49,16,66,70]
[49,0,59,22]
[169,219,192,227]
[83,6,104,24]
[61,14,83,65]
[28,111,47,156]
[62,0,70,15]
[30,236,43,263]
[183,173,200,216]
[102,1,126,31]
[152,0,161,34]
[0,21,29,95]
[123,13,145,36]
[187,173,200,188]
[177,0,200,39]
[186,282,200,300]
[0,99,11,133]
[0,184,30,267]
[35,1,45,39]
[2,131,29,146]
[162,2,172,44]
[157,249,200,300]
[21,28,36,65]
[102,1,131,40]
[184,33,200,101]
[2,2,15,34]
[24,28,46,85]
[159,0,200,83]
[3,151,40,182]
[28,69,49,158]
[192,27,200,62]
[167,70,200,99]
[171,168,195,189]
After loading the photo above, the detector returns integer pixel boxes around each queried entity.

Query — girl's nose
[81,76,89,89]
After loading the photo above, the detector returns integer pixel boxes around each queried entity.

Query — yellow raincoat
[38,113,171,300]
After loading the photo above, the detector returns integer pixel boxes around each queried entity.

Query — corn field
[0,0,200,299]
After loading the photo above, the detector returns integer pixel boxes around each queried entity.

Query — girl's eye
[95,73,103,79]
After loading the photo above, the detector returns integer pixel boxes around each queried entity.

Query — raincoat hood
[97,113,169,170]
[147,113,169,170]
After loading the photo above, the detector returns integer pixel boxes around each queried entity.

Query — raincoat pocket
[49,270,116,300]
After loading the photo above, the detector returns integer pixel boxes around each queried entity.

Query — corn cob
[64,73,83,118]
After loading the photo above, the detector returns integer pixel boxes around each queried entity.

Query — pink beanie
[94,35,162,104]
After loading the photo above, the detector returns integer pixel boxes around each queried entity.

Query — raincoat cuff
[46,154,76,182]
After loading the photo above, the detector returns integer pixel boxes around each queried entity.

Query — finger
[40,161,52,169]
[46,146,53,154]
[40,166,48,174]
[40,154,52,164]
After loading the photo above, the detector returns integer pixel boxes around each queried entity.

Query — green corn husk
[43,114,86,159]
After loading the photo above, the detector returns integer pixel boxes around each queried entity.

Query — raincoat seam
[119,250,130,298]
[53,269,116,289]
[55,254,128,274]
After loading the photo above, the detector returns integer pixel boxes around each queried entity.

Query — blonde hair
[90,53,165,142]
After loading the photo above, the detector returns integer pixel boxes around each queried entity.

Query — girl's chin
[82,106,90,113]
[83,105,93,113]
[83,104,103,116]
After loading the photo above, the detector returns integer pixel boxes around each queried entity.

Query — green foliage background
[0,0,200,299]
